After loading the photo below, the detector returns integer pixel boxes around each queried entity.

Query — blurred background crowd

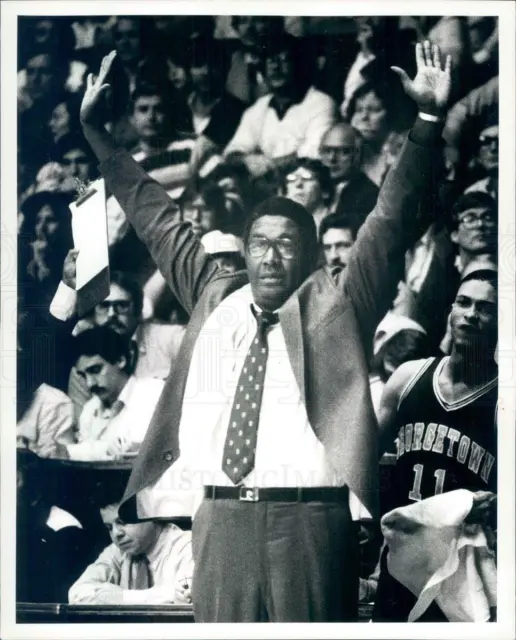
[16,14,498,608]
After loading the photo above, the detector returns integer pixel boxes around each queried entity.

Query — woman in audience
[344,78,415,186]
[47,93,81,144]
[281,158,334,233]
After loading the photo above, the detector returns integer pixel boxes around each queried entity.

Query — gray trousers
[191,497,359,622]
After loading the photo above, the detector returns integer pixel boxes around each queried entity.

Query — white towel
[381,489,496,622]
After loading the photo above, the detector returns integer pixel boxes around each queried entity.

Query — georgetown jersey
[390,357,497,510]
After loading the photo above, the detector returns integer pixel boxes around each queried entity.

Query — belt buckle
[239,486,259,502]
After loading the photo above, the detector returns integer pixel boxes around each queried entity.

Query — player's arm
[343,42,451,349]
[79,52,220,314]
[378,360,427,457]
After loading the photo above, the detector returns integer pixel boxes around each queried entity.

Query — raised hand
[391,41,452,116]
[80,50,117,127]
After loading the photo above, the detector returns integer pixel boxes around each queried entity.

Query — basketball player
[373,261,498,622]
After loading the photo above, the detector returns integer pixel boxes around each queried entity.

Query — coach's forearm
[409,114,445,147]
[82,122,118,164]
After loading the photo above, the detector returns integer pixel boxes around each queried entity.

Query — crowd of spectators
[16,15,498,609]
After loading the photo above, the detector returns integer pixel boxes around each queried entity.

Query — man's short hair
[110,271,144,319]
[131,81,173,112]
[72,326,132,368]
[319,212,358,243]
[281,158,334,206]
[448,191,497,232]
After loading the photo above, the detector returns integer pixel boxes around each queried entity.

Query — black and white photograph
[1,2,515,638]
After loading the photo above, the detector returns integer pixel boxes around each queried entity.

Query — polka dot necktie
[222,308,279,485]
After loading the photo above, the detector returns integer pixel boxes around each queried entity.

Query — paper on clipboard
[70,178,110,317]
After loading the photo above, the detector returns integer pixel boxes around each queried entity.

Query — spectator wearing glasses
[449,191,497,275]
[62,326,165,462]
[464,116,498,198]
[282,158,333,232]
[51,269,186,415]
[319,122,379,226]
[405,191,497,356]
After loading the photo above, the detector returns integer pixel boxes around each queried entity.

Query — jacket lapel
[279,293,306,407]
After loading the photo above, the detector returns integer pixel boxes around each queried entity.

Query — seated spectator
[17,384,75,458]
[182,38,246,178]
[50,269,185,414]
[64,327,165,461]
[449,191,497,274]
[464,115,498,197]
[319,122,379,225]
[47,93,81,144]
[224,33,337,178]
[18,47,70,179]
[69,496,193,605]
[345,78,414,186]
[282,158,333,232]
[19,190,74,299]
[17,295,76,455]
[201,230,245,273]
[225,16,284,104]
[17,449,88,602]
[179,180,229,239]
[340,17,404,116]
[53,132,98,193]
[319,213,358,270]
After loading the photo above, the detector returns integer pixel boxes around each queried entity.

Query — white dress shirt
[224,87,337,161]
[66,376,165,461]
[68,524,193,605]
[17,383,75,458]
[137,285,370,520]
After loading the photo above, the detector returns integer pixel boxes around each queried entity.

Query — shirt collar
[268,86,309,119]
[146,524,180,565]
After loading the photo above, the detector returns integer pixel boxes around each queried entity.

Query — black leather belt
[203,485,349,503]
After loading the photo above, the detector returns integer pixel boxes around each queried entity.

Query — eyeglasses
[285,172,317,185]
[96,300,133,314]
[479,135,498,148]
[458,212,497,228]
[247,238,296,260]
[320,145,356,156]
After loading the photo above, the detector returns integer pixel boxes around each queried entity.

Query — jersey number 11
[409,464,446,501]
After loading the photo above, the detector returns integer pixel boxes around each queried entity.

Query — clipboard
[70,178,110,317]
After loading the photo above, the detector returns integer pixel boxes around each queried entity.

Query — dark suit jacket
[98,118,442,520]
[333,169,379,230]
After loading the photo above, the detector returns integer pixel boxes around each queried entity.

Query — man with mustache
[77,43,453,621]
[51,269,186,415]
[319,212,358,269]
[63,326,164,462]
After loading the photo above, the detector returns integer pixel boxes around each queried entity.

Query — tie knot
[256,310,279,331]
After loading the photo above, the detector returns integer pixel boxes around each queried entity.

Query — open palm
[80,50,117,126]
[392,41,452,114]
